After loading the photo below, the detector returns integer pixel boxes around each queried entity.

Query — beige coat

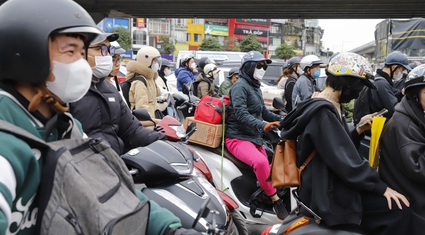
[126,61,160,118]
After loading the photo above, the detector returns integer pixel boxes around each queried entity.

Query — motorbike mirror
[182,83,194,96]
[272,97,286,110]
[133,109,156,126]
[186,122,197,138]
[192,197,210,229]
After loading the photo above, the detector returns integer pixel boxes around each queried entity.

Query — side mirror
[133,109,155,126]
[272,97,286,110]
[182,83,193,96]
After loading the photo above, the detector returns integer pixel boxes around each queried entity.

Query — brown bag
[268,139,316,188]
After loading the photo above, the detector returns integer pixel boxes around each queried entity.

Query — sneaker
[273,199,288,221]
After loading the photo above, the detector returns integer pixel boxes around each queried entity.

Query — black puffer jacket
[369,69,399,118]
[280,98,387,226]
[69,79,166,155]
[225,61,281,146]
[379,96,425,229]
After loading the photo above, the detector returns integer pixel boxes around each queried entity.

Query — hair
[405,86,423,101]
[325,73,359,91]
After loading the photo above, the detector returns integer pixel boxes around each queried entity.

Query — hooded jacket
[225,61,282,146]
[175,67,198,91]
[69,79,166,156]
[369,69,399,118]
[379,96,425,229]
[126,61,161,118]
[280,98,387,226]
[291,73,320,109]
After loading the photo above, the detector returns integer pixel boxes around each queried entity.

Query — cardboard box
[184,116,223,148]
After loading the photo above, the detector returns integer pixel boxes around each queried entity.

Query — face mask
[190,63,197,70]
[297,66,304,75]
[253,68,266,80]
[47,59,92,103]
[393,69,404,81]
[164,69,172,76]
[213,73,219,80]
[92,56,113,79]
[150,62,159,72]
[311,70,321,79]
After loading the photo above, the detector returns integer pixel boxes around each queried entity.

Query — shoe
[273,198,288,221]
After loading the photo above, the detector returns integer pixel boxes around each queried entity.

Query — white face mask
[164,69,172,76]
[297,66,304,75]
[47,59,92,103]
[150,62,159,72]
[190,62,197,70]
[393,69,405,81]
[92,56,113,79]
[213,73,219,80]
[253,68,266,80]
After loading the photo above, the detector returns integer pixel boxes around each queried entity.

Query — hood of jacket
[396,96,425,131]
[126,61,156,81]
[280,98,338,139]
[240,61,261,88]
[375,69,393,86]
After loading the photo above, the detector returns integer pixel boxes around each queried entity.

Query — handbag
[194,95,230,124]
[268,139,316,188]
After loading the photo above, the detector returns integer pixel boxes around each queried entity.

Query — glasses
[89,44,116,56]
[256,62,268,70]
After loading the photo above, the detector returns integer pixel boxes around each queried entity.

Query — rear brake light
[284,216,309,235]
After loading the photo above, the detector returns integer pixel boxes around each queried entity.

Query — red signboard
[136,18,145,28]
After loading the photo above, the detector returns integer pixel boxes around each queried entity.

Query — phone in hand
[357,108,388,127]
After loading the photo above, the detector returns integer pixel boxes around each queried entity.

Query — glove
[172,227,206,235]
[264,121,280,132]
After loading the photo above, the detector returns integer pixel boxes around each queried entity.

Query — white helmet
[204,64,219,77]
[300,55,322,70]
[136,46,161,67]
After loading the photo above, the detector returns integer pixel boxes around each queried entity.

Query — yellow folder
[369,116,386,169]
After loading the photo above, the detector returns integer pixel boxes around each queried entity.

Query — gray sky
[318,19,384,53]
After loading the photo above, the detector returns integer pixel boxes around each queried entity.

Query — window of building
[270,25,280,34]
[133,29,147,45]
[187,33,191,42]
[147,18,170,35]
[192,19,205,24]
[174,31,187,43]
[194,34,202,42]
[175,18,187,28]
[272,38,281,47]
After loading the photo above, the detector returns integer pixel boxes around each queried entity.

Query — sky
[318,19,384,53]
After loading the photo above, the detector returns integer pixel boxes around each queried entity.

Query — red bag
[194,95,230,124]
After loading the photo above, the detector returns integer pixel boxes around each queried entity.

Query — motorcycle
[261,191,365,235]
[167,86,291,226]
[125,109,247,234]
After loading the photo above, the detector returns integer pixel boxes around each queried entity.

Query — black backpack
[353,86,373,125]
[120,76,147,108]
[192,79,211,98]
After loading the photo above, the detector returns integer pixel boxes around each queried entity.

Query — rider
[379,64,425,231]
[291,55,322,109]
[283,57,301,112]
[218,67,239,96]
[280,52,416,234]
[225,51,287,221]
[175,54,198,91]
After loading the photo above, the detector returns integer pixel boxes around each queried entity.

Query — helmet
[136,46,161,67]
[241,51,272,66]
[300,55,322,70]
[91,27,119,45]
[228,67,240,78]
[110,41,126,55]
[404,64,425,93]
[160,58,171,68]
[180,53,195,67]
[384,51,411,71]
[204,64,219,76]
[198,57,216,70]
[0,0,101,83]
[327,52,376,89]
[287,57,301,69]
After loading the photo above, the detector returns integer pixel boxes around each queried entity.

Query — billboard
[98,18,130,32]
[205,24,229,36]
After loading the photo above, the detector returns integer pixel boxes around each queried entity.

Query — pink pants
[225,137,276,197]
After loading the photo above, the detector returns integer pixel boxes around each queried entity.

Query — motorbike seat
[211,146,252,170]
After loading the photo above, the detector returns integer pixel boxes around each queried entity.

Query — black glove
[168,227,205,235]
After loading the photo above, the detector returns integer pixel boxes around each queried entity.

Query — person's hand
[383,187,410,210]
[264,121,280,132]
[356,112,377,134]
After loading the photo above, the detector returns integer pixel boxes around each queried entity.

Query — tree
[239,35,263,52]
[275,43,296,59]
[159,35,175,55]
[199,38,222,51]
[223,37,241,51]
[110,26,131,50]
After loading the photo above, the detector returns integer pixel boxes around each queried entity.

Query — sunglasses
[256,62,268,70]
[89,44,116,56]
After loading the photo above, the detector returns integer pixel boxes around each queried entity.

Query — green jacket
[218,78,233,96]
[0,90,181,235]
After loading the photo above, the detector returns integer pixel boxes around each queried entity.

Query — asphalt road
[247,223,271,235]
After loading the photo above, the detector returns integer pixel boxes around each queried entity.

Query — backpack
[0,120,149,235]
[120,76,147,108]
[192,78,211,98]
[353,86,373,125]
[194,95,230,124]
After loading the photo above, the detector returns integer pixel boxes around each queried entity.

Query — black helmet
[0,0,101,84]
[198,57,216,70]
[404,64,425,93]
[286,57,301,69]
[228,67,240,78]
[384,51,411,71]
[241,51,271,66]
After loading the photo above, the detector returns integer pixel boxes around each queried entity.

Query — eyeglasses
[256,62,268,70]
[89,44,116,56]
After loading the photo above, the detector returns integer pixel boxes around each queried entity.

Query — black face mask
[339,79,365,103]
